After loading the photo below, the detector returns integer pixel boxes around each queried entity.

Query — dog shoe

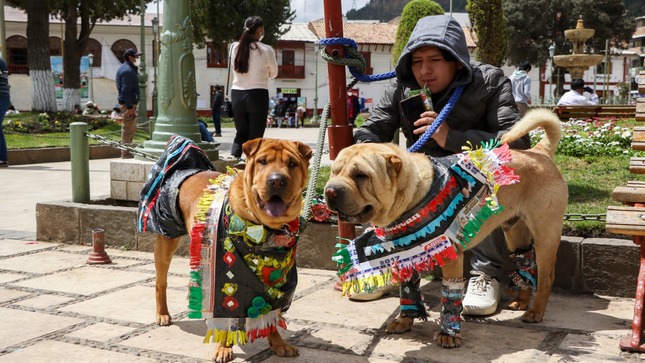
[462,271,500,316]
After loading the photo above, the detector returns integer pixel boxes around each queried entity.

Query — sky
[146,0,371,23]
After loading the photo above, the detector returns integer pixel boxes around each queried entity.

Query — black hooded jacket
[354,15,530,156]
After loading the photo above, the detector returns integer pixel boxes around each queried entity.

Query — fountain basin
[564,28,595,41]
[553,54,603,68]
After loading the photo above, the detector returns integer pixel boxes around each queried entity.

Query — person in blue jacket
[115,48,141,158]
[0,57,11,167]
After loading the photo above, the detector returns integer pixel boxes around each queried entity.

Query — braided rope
[319,37,396,82]
[407,86,464,153]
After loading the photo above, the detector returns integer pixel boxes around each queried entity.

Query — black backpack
[221,100,233,118]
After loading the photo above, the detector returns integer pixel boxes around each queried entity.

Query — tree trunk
[26,0,57,111]
[62,2,90,112]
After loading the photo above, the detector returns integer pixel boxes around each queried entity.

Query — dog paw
[507,299,529,311]
[212,345,233,363]
[270,342,299,357]
[434,332,462,348]
[521,309,544,323]
[385,316,413,334]
[156,314,172,326]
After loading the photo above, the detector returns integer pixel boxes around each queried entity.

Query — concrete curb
[34,199,639,298]
[8,145,120,165]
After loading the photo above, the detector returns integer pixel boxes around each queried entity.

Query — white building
[2,7,642,113]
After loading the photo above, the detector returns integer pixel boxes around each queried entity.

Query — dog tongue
[264,197,287,217]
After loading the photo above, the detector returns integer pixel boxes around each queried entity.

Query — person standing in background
[229,15,278,159]
[211,85,223,137]
[0,56,11,167]
[115,48,142,159]
[510,61,532,116]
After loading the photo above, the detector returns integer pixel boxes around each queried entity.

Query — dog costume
[138,136,302,346]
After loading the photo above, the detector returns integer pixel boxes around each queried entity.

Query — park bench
[553,104,636,121]
[605,72,645,352]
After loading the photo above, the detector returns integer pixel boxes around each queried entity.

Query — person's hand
[412,111,448,147]
[123,108,135,120]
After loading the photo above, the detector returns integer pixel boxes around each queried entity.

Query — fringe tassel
[202,310,286,345]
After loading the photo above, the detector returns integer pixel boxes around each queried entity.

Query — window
[111,39,137,63]
[84,38,102,67]
[596,61,612,75]
[49,36,62,56]
[207,42,229,68]
[282,50,295,66]
[360,51,373,75]
[7,35,28,74]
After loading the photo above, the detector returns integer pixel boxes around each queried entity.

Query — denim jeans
[211,110,222,135]
[0,94,11,162]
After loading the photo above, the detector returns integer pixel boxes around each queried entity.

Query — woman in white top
[230,15,278,158]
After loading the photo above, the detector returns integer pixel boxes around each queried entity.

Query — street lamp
[87,53,94,102]
[137,0,148,126]
[151,16,159,120]
[548,44,555,103]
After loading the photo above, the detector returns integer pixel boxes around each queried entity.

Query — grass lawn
[2,112,639,238]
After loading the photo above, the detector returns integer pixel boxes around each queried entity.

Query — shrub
[5,112,113,134]
[530,117,637,157]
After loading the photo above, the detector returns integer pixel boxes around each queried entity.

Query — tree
[6,0,57,111]
[191,0,294,46]
[391,0,444,67]
[466,0,507,67]
[7,0,153,111]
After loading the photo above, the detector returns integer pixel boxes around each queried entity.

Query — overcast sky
[147,0,371,23]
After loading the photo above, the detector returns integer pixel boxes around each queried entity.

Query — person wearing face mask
[229,15,278,159]
[115,48,142,159]
[352,15,531,320]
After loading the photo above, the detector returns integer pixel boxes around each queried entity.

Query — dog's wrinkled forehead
[332,144,391,176]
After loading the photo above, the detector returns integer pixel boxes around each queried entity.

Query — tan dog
[324,109,568,348]
[152,138,312,362]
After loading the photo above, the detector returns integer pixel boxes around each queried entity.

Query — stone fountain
[553,17,603,80]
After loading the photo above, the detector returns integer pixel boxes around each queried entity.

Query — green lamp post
[138,0,218,159]
[138,0,148,126]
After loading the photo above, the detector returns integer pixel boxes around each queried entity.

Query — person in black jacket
[211,85,223,137]
[115,48,142,158]
[0,57,10,167]
[352,15,530,318]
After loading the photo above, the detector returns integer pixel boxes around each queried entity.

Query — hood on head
[395,15,472,89]
[511,70,528,80]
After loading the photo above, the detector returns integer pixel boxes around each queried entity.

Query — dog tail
[500,108,561,158]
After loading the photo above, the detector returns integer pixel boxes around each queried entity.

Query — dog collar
[187,174,301,346]
[333,142,520,296]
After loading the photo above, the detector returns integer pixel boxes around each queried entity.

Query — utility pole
[138,0,148,125]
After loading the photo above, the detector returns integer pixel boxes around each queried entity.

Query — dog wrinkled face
[242,139,312,226]
[324,143,403,226]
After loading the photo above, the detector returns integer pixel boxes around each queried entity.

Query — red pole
[323,0,355,241]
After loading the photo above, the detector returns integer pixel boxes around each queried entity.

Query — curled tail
[500,108,562,158]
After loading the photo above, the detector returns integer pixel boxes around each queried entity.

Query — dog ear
[242,139,263,158]
[295,141,313,161]
[386,154,402,177]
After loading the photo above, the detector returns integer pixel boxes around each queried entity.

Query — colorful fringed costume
[187,179,302,345]
[137,135,301,346]
[333,141,519,300]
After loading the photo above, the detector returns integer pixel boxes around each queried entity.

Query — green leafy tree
[391,0,444,67]
[466,0,507,67]
[7,0,154,111]
[5,0,57,111]
[191,0,294,45]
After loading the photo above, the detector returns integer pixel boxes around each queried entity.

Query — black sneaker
[0,161,8,167]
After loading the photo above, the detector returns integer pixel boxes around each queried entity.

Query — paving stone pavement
[1,127,645,362]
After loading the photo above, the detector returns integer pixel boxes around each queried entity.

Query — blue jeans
[0,95,10,162]
[470,227,506,281]
[211,110,222,135]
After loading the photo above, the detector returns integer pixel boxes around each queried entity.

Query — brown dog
[148,138,311,362]
[324,108,568,348]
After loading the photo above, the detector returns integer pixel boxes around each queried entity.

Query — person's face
[410,46,462,94]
